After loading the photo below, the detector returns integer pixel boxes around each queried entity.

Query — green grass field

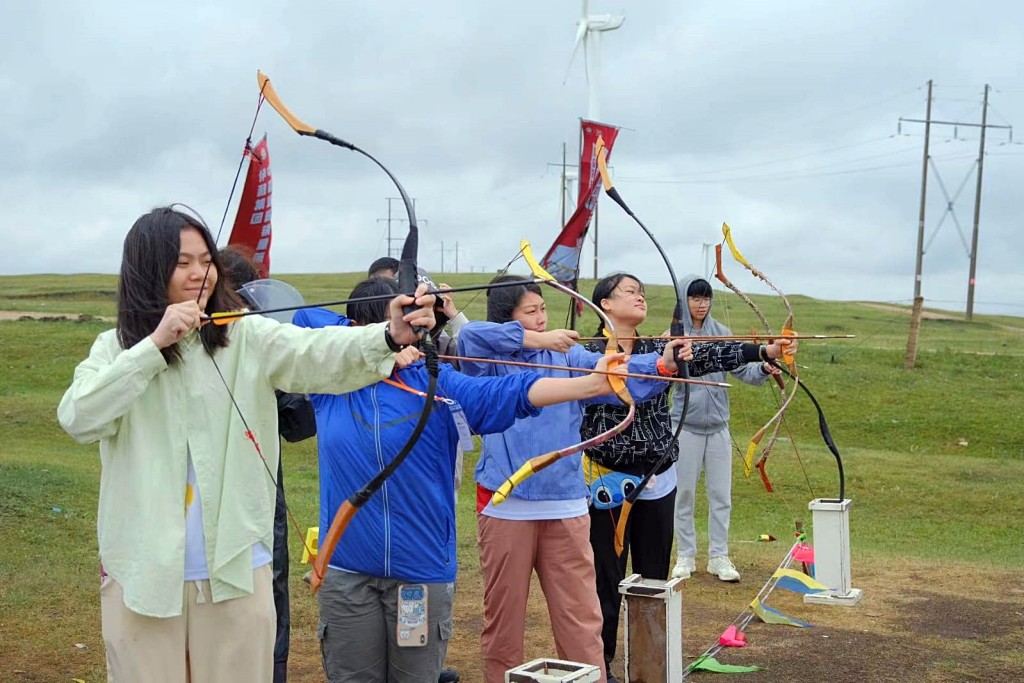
[1,273,1022,681]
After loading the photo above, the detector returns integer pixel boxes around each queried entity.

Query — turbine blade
[582,32,590,86]
[563,20,588,85]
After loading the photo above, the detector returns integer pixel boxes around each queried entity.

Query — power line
[620,134,902,180]
[615,150,979,185]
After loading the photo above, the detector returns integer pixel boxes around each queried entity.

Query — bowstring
[191,86,321,568]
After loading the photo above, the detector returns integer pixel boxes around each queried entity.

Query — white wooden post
[619,574,684,682]
[804,498,863,606]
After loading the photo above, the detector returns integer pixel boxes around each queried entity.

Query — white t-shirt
[184,453,272,581]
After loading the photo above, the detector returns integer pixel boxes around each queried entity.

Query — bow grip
[397,257,430,341]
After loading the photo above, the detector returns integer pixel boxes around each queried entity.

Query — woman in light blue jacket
[458,275,688,683]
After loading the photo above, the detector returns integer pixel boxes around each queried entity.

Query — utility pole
[548,152,578,231]
[560,143,568,229]
[966,84,990,320]
[905,80,933,369]
[439,241,458,273]
[376,197,417,258]
[899,83,1011,363]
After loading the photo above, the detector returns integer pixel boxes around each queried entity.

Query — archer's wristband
[384,323,406,352]
[758,345,769,362]
[656,357,676,377]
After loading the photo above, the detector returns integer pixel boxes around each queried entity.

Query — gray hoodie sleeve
[731,360,771,386]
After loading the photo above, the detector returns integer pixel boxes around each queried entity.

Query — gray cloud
[1,0,1021,316]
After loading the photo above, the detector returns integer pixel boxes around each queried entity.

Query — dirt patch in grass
[0,311,113,322]
[437,554,1024,683]
[3,552,1023,682]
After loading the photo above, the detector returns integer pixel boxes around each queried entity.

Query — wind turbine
[565,0,625,122]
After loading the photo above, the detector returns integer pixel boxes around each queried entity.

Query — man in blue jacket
[295,277,627,683]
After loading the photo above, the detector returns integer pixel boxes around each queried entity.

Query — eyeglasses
[614,287,645,300]
[688,296,712,305]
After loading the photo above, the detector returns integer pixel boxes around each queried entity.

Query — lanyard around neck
[381,374,455,405]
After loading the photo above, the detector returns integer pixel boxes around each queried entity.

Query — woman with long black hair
[57,206,436,683]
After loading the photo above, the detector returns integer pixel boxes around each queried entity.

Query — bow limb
[492,403,636,505]
[489,242,634,505]
[720,223,801,488]
[257,71,439,593]
[521,240,632,404]
[720,227,846,499]
[593,137,691,555]
[714,243,773,337]
[716,240,786,485]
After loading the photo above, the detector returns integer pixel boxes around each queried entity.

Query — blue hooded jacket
[296,309,542,583]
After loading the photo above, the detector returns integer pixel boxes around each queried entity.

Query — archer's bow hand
[590,352,630,396]
[389,283,437,345]
[660,339,693,373]
[150,301,204,349]
[764,336,798,360]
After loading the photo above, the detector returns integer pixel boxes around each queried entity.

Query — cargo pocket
[439,616,454,642]
[317,620,332,678]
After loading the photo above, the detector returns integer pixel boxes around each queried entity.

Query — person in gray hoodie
[669,276,783,582]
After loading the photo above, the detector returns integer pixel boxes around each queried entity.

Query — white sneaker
[707,556,741,582]
[671,555,696,580]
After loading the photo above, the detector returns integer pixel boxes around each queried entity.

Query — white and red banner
[228,134,273,278]
[540,120,620,284]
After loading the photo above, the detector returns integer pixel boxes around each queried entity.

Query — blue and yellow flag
[750,598,812,628]
[772,568,829,595]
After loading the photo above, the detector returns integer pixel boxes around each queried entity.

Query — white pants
[101,564,275,683]
[673,428,732,558]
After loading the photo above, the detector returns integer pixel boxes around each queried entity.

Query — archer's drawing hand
[150,301,203,349]
[437,283,460,319]
[393,346,421,369]
[389,283,436,345]
[542,329,580,353]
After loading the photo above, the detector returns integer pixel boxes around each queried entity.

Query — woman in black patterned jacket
[581,273,793,682]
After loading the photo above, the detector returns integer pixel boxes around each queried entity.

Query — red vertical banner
[540,120,619,285]
[228,134,273,278]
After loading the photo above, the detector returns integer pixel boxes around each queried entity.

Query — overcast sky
[2,1,1021,316]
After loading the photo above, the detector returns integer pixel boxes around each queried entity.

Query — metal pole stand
[505,659,601,682]
[803,499,863,606]
[618,574,684,682]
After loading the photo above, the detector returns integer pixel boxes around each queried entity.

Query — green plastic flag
[687,655,763,674]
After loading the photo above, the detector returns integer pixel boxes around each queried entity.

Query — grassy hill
[1,273,1022,681]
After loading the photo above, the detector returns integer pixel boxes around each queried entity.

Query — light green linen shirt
[58,315,395,617]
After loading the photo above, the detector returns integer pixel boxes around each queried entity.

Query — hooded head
[673,274,727,335]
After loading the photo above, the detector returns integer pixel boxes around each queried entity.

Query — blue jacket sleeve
[566,345,668,404]
[456,321,525,376]
[292,307,352,330]
[439,365,542,435]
